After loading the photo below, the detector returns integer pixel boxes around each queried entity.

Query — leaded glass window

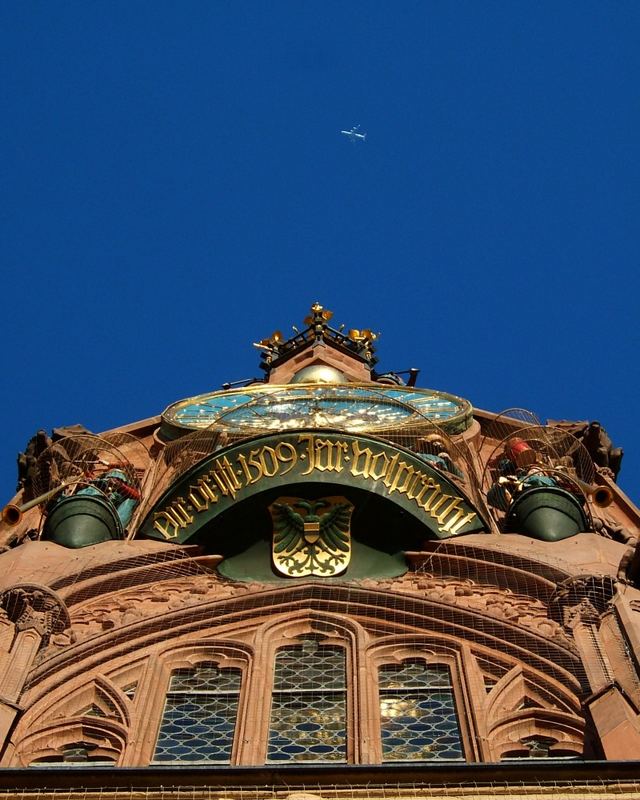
[379,661,464,761]
[267,638,346,762]
[152,662,241,764]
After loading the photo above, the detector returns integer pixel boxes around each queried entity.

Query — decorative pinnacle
[303,302,334,328]
[254,302,380,373]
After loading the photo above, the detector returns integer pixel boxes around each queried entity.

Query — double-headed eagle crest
[269,496,354,577]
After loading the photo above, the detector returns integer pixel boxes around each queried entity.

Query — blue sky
[1,2,639,502]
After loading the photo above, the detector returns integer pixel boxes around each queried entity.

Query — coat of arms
[269,496,354,577]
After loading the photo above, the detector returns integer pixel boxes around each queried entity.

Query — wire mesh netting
[2,392,634,772]
[1,779,640,800]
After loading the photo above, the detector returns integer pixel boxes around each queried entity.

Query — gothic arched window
[152,662,242,764]
[378,661,464,762]
[267,637,347,762]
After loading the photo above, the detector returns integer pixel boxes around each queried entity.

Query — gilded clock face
[161,384,472,438]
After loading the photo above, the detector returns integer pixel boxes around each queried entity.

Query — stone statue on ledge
[548,420,623,480]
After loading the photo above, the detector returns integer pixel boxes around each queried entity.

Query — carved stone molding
[360,573,570,646]
[549,576,617,631]
[69,575,255,643]
[562,598,601,630]
[0,584,71,647]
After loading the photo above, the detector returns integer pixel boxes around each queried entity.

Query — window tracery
[267,637,347,763]
[152,662,242,764]
[378,661,464,761]
[7,595,587,768]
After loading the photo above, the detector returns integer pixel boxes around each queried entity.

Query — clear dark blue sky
[1,2,638,501]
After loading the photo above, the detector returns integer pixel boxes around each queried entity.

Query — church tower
[1,303,639,798]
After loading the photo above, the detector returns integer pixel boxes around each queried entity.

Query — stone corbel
[549,576,617,694]
[0,585,71,704]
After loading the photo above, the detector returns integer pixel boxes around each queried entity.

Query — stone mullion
[0,616,33,759]
[599,608,640,708]
[0,630,41,703]
[612,593,640,681]
[347,628,366,764]
[457,643,486,762]
[361,642,383,764]
[0,613,14,656]
[235,629,275,764]
[121,655,165,766]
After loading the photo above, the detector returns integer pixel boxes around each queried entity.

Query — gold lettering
[369,451,390,481]
[412,476,440,508]
[259,446,280,477]
[173,500,194,525]
[298,434,316,476]
[434,496,464,527]
[313,438,334,472]
[418,488,440,512]
[382,454,400,487]
[209,457,241,498]
[152,511,179,539]
[153,501,193,539]
[199,476,218,501]
[439,502,468,533]
[188,485,208,512]
[334,440,349,472]
[406,470,430,500]
[351,440,373,479]
[188,478,219,512]
[275,441,297,476]
[247,449,264,483]
[313,438,348,473]
[237,453,258,484]
[387,460,417,495]
[429,494,451,520]
[150,435,480,541]
[447,510,477,535]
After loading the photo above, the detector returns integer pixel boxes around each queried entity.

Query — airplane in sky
[340,125,366,142]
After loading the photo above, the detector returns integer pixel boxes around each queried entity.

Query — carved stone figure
[549,420,624,479]
[16,430,52,496]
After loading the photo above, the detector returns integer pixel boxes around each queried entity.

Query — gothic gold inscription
[151,433,478,540]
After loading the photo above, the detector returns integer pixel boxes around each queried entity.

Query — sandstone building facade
[0,304,639,798]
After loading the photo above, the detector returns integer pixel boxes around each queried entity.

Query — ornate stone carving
[562,598,601,630]
[0,585,71,647]
[360,573,570,645]
[592,514,637,546]
[16,430,52,496]
[69,575,255,642]
[549,576,617,631]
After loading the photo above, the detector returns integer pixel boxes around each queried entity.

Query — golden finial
[253,330,284,351]
[304,302,333,327]
[348,328,378,343]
